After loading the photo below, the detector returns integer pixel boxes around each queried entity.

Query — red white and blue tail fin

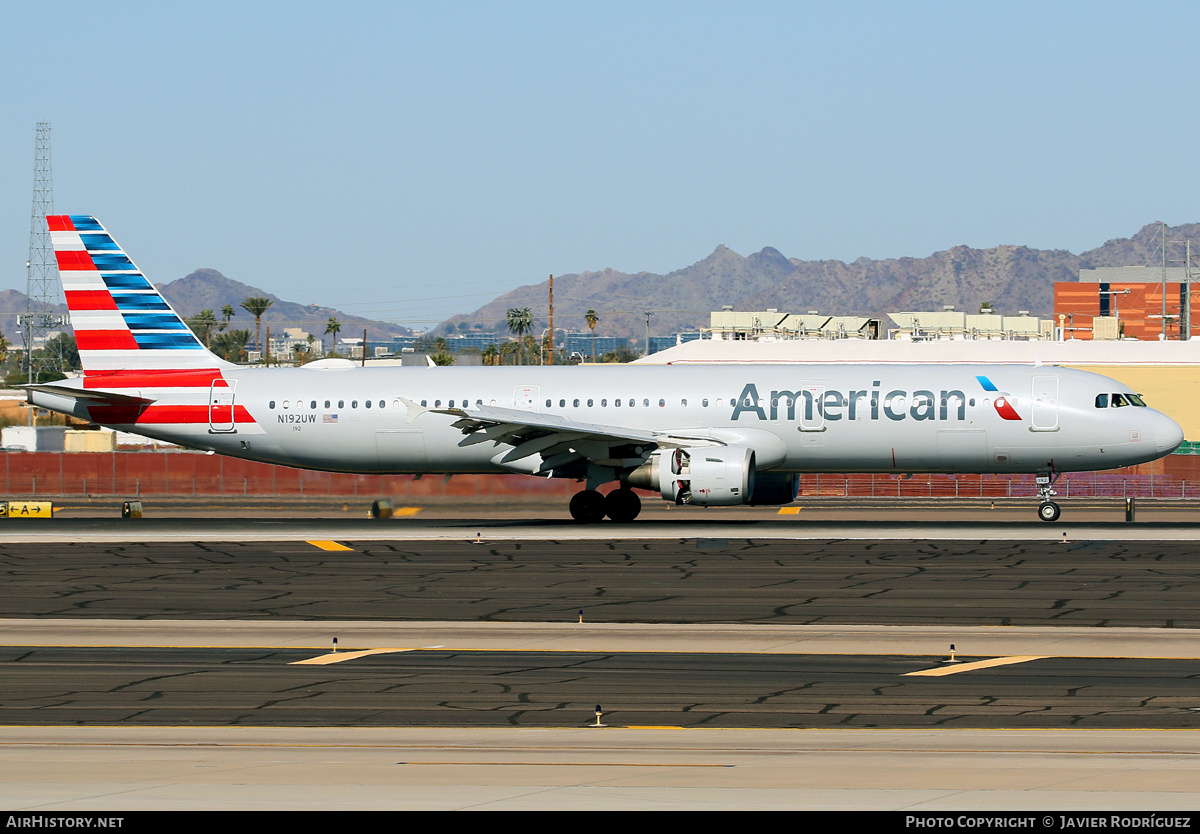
[48,215,232,373]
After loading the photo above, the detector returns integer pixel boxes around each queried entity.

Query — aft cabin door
[208,379,237,433]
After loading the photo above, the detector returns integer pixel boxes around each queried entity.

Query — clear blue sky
[3,1,1199,329]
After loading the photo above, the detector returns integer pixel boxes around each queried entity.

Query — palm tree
[585,308,599,362]
[324,317,341,355]
[506,307,532,365]
[220,304,236,332]
[186,309,218,348]
[211,328,251,362]
[241,297,274,359]
[481,343,499,367]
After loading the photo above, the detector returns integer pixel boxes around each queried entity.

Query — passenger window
[643,398,649,407]
[379,400,384,409]
[573,399,580,407]
[702,399,709,407]
[658,399,665,407]
[681,399,687,407]
[449,400,455,408]
[615,399,621,407]
[338,400,345,409]
[588,399,594,407]
[560,399,566,408]
[269,400,275,409]
[546,399,552,408]
[1095,394,1109,408]
[601,399,607,407]
[366,400,373,408]
[324,400,330,409]
[353,400,359,408]
[283,400,290,409]
[310,400,317,409]
[628,399,634,407]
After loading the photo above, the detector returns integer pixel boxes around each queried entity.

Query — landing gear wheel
[569,489,606,523]
[604,488,641,522]
[1038,501,1060,522]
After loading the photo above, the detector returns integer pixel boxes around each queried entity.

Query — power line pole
[20,122,68,385]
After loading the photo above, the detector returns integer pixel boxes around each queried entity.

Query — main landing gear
[1036,472,1060,522]
[569,488,642,523]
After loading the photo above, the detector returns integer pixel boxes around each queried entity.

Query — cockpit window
[1128,393,1147,407]
[1111,393,1128,407]
[1095,394,1109,408]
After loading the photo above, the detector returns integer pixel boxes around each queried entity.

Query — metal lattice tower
[21,122,68,382]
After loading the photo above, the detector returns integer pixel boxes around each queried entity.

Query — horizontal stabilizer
[22,383,156,406]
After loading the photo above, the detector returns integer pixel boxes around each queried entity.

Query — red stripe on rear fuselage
[83,370,227,389]
[46,215,74,232]
[87,404,254,425]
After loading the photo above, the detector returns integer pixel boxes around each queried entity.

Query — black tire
[569,489,607,523]
[1038,501,1060,522]
[604,488,642,522]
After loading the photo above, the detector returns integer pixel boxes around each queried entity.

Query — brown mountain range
[436,222,1200,343]
[0,269,413,345]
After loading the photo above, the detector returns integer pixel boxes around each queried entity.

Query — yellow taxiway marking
[903,655,1048,677]
[778,507,801,515]
[307,540,353,551]
[291,649,414,665]
[394,507,422,517]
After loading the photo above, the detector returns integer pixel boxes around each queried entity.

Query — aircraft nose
[1154,412,1185,454]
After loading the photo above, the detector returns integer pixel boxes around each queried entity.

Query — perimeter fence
[0,450,1190,501]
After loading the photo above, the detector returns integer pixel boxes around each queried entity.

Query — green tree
[585,308,599,362]
[186,309,218,348]
[324,317,341,355]
[220,304,236,331]
[41,333,80,371]
[211,328,252,363]
[481,343,499,367]
[506,307,533,365]
[240,296,274,358]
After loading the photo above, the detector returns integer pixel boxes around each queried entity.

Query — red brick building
[1054,267,1198,340]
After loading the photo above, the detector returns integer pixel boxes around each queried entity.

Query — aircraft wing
[403,399,721,473]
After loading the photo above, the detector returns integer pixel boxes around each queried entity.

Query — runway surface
[5,517,1200,808]
[3,537,1200,626]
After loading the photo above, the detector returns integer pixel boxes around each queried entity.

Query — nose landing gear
[1036,472,1060,522]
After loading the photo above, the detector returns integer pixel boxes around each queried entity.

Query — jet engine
[628,446,756,506]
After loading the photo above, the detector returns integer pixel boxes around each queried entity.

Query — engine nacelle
[748,472,799,506]
[653,446,756,506]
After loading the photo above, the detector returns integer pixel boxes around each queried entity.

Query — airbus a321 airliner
[26,216,1184,522]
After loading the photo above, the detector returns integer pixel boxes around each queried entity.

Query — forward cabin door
[1031,375,1059,431]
